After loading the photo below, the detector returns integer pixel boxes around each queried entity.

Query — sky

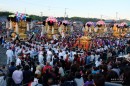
[0,0,130,20]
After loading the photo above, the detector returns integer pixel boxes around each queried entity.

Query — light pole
[41,12,43,34]
[116,12,118,22]
[101,15,103,20]
[64,8,67,20]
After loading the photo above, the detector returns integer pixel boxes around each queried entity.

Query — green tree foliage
[0,11,13,16]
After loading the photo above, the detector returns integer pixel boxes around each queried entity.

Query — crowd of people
[0,28,130,86]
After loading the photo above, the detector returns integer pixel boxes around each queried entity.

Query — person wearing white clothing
[15,46,20,59]
[95,58,102,67]
[6,47,14,65]
[58,50,63,59]
[90,54,95,62]
[47,49,52,62]
[16,56,22,66]
[12,66,23,85]
[59,66,65,77]
[38,51,44,64]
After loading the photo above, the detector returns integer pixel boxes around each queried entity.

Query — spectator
[6,47,14,65]
[12,65,23,86]
[7,62,16,86]
[23,65,33,86]
[74,72,84,86]
[84,74,94,86]
[93,74,105,86]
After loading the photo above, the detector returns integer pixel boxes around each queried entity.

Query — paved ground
[0,45,7,66]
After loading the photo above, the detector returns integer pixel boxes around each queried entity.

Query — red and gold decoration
[74,36,92,50]
[45,16,59,39]
[96,20,106,34]
[7,12,31,40]
[113,22,128,37]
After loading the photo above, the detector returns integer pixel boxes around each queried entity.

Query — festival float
[45,16,59,39]
[112,23,120,37]
[113,22,128,37]
[7,12,31,40]
[74,36,92,50]
[120,22,128,37]
[59,20,70,38]
[96,20,106,37]
[84,21,94,35]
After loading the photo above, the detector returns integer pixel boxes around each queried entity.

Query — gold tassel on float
[94,27,97,33]
[27,22,29,31]
[66,26,67,32]
[85,26,88,32]
[59,25,62,33]
[89,27,92,33]
[15,22,19,34]
[47,26,50,33]
[104,27,107,33]
[52,26,54,34]
[6,21,9,29]
[45,25,47,33]
[9,21,13,30]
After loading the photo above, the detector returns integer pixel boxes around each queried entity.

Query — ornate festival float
[74,36,92,50]
[74,22,93,50]
[113,22,128,37]
[44,16,59,39]
[7,12,31,40]
[59,20,70,38]
[95,20,106,37]
[84,21,94,36]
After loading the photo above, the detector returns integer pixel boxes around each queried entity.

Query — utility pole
[40,12,43,30]
[116,12,118,22]
[101,15,103,20]
[24,8,26,14]
[64,8,67,20]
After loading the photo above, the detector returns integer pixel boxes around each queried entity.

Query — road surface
[0,45,7,66]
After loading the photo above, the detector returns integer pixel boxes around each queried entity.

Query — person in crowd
[74,72,84,86]
[6,47,14,65]
[23,65,33,86]
[12,65,23,86]
[93,74,105,86]
[84,74,94,86]
[2,27,130,86]
[0,65,7,86]
[7,62,16,86]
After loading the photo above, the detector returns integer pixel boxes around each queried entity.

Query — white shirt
[74,77,84,86]
[95,54,100,61]
[59,52,63,59]
[12,70,23,84]
[16,58,21,66]
[47,50,52,56]
[90,55,95,61]
[63,54,67,60]
[6,49,14,57]
[96,49,100,52]
[59,67,65,77]
[95,60,101,67]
